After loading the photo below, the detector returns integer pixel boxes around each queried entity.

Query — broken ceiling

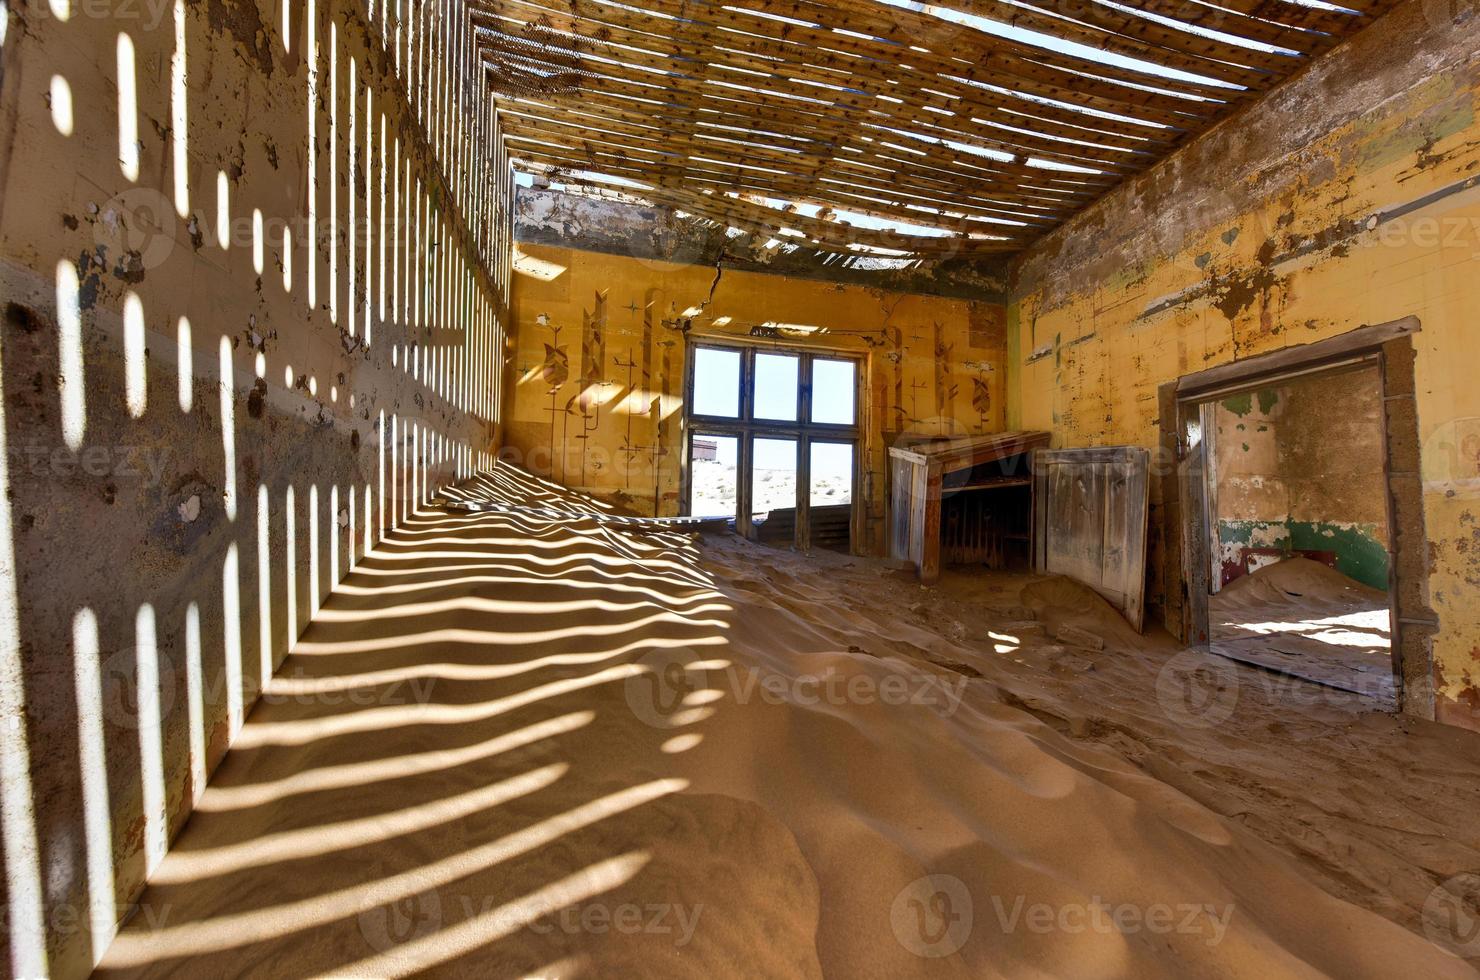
[473,0,1400,259]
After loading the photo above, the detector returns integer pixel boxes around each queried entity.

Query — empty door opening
[1169,318,1436,718]
[1202,361,1395,703]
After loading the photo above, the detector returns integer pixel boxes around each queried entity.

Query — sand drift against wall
[98,466,1477,977]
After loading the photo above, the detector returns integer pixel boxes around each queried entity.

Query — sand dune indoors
[95,467,1479,978]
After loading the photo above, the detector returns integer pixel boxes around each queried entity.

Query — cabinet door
[1033,447,1150,632]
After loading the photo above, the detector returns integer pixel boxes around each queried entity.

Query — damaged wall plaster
[0,0,511,974]
[1009,0,1480,730]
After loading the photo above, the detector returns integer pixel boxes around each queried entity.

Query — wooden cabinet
[888,432,1049,584]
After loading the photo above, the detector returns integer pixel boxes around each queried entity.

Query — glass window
[691,347,741,417]
[810,442,853,506]
[751,437,797,515]
[753,352,799,421]
[690,434,738,518]
[811,358,856,425]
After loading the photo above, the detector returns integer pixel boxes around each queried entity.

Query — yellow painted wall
[507,245,1006,553]
[1010,2,1480,729]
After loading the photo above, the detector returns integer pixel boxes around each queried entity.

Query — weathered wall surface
[506,242,1006,553]
[0,0,511,974]
[1212,367,1389,589]
[1010,1,1480,729]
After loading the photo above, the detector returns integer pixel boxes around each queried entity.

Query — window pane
[810,442,853,506]
[691,347,740,417]
[753,352,799,421]
[690,435,738,518]
[751,437,797,515]
[811,358,855,425]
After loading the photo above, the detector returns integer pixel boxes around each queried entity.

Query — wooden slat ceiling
[473,0,1397,259]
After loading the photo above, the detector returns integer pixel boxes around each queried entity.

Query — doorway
[1201,360,1394,702]
[683,340,861,552]
[1169,317,1437,718]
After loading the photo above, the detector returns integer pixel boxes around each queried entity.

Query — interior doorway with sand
[1169,318,1436,717]
[1202,361,1394,703]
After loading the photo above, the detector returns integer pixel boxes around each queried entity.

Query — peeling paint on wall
[1010,0,1480,729]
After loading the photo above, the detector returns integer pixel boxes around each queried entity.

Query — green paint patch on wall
[1220,388,1280,418]
[1218,519,1389,590]
[1351,72,1475,172]
[1288,521,1390,590]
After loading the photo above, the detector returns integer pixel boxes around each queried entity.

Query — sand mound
[1220,556,1387,606]
[97,465,1475,978]
[1020,575,1149,649]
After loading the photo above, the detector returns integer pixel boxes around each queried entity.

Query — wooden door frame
[1162,316,1438,718]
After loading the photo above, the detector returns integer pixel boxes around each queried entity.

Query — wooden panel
[889,454,914,562]
[909,464,928,568]
[1181,411,1212,646]
[921,465,944,585]
[1033,447,1151,631]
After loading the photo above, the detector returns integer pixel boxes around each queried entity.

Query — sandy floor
[1210,559,1395,703]
[98,466,1480,977]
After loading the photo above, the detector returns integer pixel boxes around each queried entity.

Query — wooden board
[1033,447,1151,632]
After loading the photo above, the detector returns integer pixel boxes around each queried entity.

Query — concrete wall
[1211,366,1390,590]
[0,0,511,974]
[506,242,1007,553]
[1009,0,1480,729]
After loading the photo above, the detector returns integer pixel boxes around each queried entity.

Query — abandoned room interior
[2,0,1480,974]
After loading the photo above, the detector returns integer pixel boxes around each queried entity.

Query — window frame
[682,338,863,551]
